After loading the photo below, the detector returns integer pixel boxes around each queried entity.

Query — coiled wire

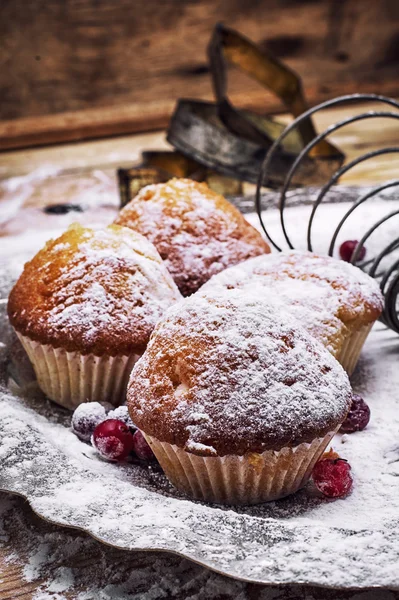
[255,94,399,333]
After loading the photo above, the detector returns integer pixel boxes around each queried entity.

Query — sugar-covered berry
[312,451,353,498]
[340,393,370,433]
[132,430,155,461]
[72,402,110,441]
[107,405,136,430]
[92,419,134,461]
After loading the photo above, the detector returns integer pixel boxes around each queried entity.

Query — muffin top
[127,289,351,457]
[114,178,270,296]
[202,251,384,357]
[8,224,182,356]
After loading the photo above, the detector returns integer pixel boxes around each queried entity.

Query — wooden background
[1,0,399,150]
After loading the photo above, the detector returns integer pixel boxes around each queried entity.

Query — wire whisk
[255,94,399,334]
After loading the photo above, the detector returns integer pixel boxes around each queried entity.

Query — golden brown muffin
[202,250,384,374]
[8,223,182,408]
[128,289,351,503]
[114,178,270,296]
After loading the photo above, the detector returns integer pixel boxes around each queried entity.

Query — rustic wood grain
[1,0,399,150]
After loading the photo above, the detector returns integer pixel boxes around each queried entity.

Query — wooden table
[1,102,399,599]
[1,100,399,185]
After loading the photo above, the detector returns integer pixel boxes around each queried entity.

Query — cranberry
[340,394,370,433]
[339,240,366,263]
[92,419,134,461]
[312,451,353,498]
[132,430,155,461]
[71,402,111,442]
[107,405,136,430]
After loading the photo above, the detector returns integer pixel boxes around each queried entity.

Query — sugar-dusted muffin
[202,251,384,375]
[127,289,351,504]
[114,178,270,296]
[8,224,182,409]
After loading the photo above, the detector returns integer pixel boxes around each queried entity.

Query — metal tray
[1,195,399,589]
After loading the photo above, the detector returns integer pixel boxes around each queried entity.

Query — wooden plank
[1,0,399,150]
[0,102,173,151]
[1,102,398,187]
[0,560,40,600]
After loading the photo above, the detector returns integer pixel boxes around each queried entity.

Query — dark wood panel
[0,0,398,149]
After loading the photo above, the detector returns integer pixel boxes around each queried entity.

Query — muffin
[8,223,182,409]
[202,251,384,375]
[114,178,270,296]
[128,289,351,504]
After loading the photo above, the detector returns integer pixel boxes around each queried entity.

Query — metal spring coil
[255,93,399,334]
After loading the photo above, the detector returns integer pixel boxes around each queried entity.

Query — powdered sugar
[0,167,118,237]
[115,179,268,295]
[94,435,124,460]
[48,227,179,337]
[2,491,366,600]
[185,440,217,456]
[2,194,399,589]
[71,402,110,441]
[107,405,136,428]
[128,289,351,455]
[1,325,399,590]
[202,251,383,356]
[9,224,182,355]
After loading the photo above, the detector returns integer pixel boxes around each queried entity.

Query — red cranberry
[92,419,134,461]
[312,451,353,498]
[339,240,366,263]
[132,430,155,461]
[340,394,370,433]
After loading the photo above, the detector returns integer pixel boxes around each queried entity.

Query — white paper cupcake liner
[337,323,374,376]
[144,430,337,505]
[16,333,140,410]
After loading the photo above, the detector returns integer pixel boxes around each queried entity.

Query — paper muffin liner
[144,430,337,505]
[336,323,374,376]
[16,333,140,410]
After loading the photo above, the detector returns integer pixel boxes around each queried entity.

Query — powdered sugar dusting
[115,179,269,295]
[6,493,384,600]
[2,196,399,590]
[94,435,124,460]
[202,251,383,356]
[1,320,399,589]
[128,289,351,455]
[71,402,109,441]
[185,440,217,456]
[9,224,182,354]
[0,167,118,237]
